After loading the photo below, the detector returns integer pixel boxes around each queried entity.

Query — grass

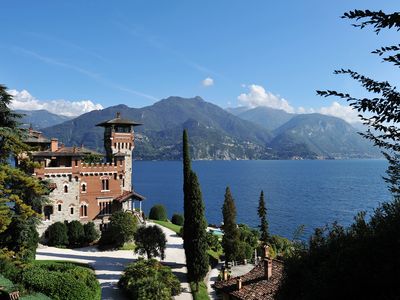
[190,281,210,300]
[0,274,14,291]
[119,242,136,250]
[207,249,222,260]
[151,219,182,234]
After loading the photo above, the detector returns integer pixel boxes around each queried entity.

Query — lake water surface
[133,160,391,239]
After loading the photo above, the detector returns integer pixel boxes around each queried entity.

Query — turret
[96,112,142,191]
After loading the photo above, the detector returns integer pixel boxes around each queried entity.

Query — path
[36,222,191,300]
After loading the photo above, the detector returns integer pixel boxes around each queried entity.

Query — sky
[1,1,399,121]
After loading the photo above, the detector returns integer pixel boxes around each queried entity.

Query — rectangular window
[70,207,74,215]
[102,179,109,191]
[58,204,62,211]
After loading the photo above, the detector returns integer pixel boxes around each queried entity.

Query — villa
[26,113,145,235]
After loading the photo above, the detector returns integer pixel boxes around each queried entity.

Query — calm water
[132,160,391,239]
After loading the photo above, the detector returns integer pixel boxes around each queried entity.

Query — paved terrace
[36,222,191,300]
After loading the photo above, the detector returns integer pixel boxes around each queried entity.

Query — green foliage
[99,211,137,248]
[46,222,68,247]
[82,153,103,164]
[257,190,269,244]
[151,219,182,234]
[21,262,100,300]
[118,258,181,299]
[67,220,85,247]
[149,204,167,221]
[0,218,39,261]
[83,222,100,244]
[183,131,209,285]
[171,213,184,226]
[221,187,240,263]
[206,232,222,252]
[135,225,167,259]
[236,224,260,260]
[189,281,210,300]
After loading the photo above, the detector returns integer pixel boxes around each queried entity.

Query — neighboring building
[214,246,283,300]
[213,259,284,300]
[29,113,145,235]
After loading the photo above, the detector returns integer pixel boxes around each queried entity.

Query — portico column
[139,200,142,213]
[132,200,135,211]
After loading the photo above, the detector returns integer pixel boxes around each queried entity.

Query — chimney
[116,112,121,119]
[264,245,270,258]
[264,258,272,280]
[222,267,228,281]
[236,277,242,290]
[51,138,58,152]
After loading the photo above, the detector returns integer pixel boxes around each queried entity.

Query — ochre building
[30,113,145,235]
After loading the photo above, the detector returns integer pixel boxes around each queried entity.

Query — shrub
[99,211,137,248]
[46,222,68,247]
[118,258,181,299]
[21,263,100,300]
[83,222,100,244]
[134,225,167,259]
[67,221,85,247]
[171,213,184,226]
[149,205,167,221]
[206,232,221,252]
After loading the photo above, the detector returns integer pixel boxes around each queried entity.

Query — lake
[132,160,391,239]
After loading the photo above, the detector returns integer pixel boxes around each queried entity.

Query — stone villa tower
[96,112,142,192]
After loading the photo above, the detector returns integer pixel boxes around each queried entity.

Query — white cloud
[8,89,103,117]
[202,77,214,87]
[317,101,360,124]
[238,84,295,113]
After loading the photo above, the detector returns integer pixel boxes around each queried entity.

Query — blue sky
[1,1,398,120]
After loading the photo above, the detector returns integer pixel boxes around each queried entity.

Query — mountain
[270,113,380,159]
[15,109,72,129]
[41,97,274,160]
[230,106,295,131]
[38,97,380,160]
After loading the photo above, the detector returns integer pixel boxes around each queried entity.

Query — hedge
[171,213,184,226]
[21,263,100,300]
[149,205,167,221]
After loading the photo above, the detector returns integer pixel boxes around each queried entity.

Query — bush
[118,258,181,299]
[149,205,167,221]
[171,213,184,226]
[83,222,100,244]
[67,221,85,247]
[21,263,100,300]
[99,211,137,248]
[46,222,68,247]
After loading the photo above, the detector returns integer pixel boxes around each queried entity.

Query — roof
[96,112,142,127]
[213,260,284,300]
[114,190,146,202]
[33,146,102,158]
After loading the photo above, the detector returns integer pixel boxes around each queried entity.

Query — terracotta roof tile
[214,260,284,300]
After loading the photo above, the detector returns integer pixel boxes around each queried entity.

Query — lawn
[151,219,182,234]
[190,281,210,300]
[33,259,93,269]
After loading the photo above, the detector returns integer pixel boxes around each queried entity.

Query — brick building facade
[29,113,145,235]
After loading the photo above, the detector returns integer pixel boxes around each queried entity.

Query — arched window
[82,183,87,192]
[58,204,62,211]
[80,204,88,217]
[70,206,74,215]
[102,179,109,191]
[64,185,68,193]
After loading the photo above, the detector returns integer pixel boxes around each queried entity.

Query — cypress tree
[258,190,269,245]
[186,170,209,290]
[222,187,240,264]
[182,130,208,291]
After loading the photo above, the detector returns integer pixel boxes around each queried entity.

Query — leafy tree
[83,222,99,244]
[317,10,400,197]
[206,231,222,252]
[221,187,240,263]
[278,9,400,300]
[118,258,181,299]
[257,190,269,245]
[0,85,49,261]
[149,204,167,221]
[237,224,260,260]
[171,213,184,226]
[105,211,137,247]
[47,222,69,247]
[67,220,85,247]
[134,225,167,259]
